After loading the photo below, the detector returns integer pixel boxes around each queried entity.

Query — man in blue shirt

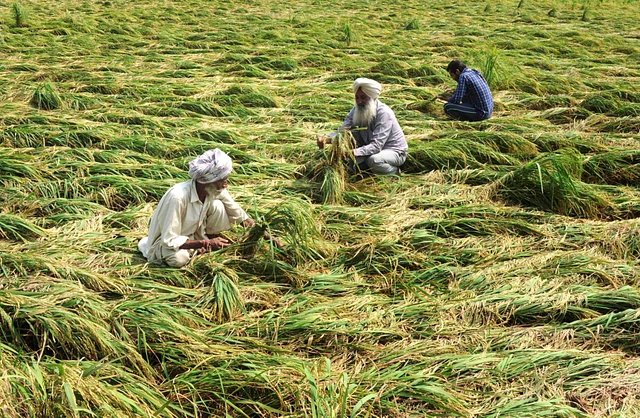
[440,60,494,122]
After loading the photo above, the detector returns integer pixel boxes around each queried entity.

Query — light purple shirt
[331,100,408,157]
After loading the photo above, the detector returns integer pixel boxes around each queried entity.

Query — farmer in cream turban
[138,149,266,268]
[318,78,408,176]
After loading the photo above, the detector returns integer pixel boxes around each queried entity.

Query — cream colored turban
[353,78,382,100]
[188,149,232,184]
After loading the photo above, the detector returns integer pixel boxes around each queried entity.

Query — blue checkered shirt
[448,68,494,118]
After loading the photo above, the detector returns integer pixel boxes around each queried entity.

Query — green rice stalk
[78,83,122,95]
[370,57,410,78]
[178,101,227,117]
[489,148,613,219]
[441,131,538,157]
[0,127,46,148]
[50,130,108,148]
[475,46,505,90]
[0,148,47,181]
[563,309,640,352]
[598,116,640,133]
[308,130,356,205]
[492,397,585,417]
[338,238,425,274]
[321,164,346,205]
[413,217,543,238]
[30,83,63,110]
[404,18,420,31]
[261,57,297,72]
[529,133,607,154]
[299,361,375,418]
[580,92,622,115]
[405,141,469,172]
[11,2,28,27]
[405,138,518,173]
[355,360,468,414]
[111,296,215,373]
[215,92,280,108]
[0,357,179,417]
[341,23,354,46]
[167,354,305,415]
[252,197,326,263]
[581,7,589,22]
[189,259,244,323]
[239,223,268,260]
[0,290,154,379]
[193,129,239,144]
[583,150,640,185]
[228,256,308,288]
[0,213,46,241]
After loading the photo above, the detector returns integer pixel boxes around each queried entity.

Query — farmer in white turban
[138,149,264,268]
[318,78,408,176]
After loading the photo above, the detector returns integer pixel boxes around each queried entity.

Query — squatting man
[438,60,494,122]
[317,78,408,176]
[138,149,280,268]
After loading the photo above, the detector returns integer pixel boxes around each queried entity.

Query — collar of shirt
[188,179,201,204]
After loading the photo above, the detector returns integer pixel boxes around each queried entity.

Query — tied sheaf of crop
[0,0,639,417]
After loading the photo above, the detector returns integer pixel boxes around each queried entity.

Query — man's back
[455,68,494,118]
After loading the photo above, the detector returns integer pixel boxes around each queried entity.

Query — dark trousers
[444,102,487,122]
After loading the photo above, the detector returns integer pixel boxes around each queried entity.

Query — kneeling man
[318,78,408,176]
[440,60,494,122]
[138,148,257,268]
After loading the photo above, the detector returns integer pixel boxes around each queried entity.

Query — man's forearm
[449,82,466,104]
[181,237,230,251]
[179,239,207,250]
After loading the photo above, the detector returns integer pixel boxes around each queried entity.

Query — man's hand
[263,230,285,249]
[271,237,285,249]
[242,218,256,228]
[202,237,230,251]
[317,135,329,149]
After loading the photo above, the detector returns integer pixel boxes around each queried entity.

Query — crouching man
[317,78,408,176]
[138,148,259,268]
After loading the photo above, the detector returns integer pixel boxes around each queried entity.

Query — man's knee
[211,199,225,213]
[443,103,454,114]
[207,199,232,234]
[366,154,386,167]
[443,103,461,119]
[164,250,191,268]
[366,154,400,175]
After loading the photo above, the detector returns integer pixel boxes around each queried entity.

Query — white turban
[188,149,232,184]
[353,78,382,100]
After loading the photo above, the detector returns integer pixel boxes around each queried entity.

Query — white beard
[352,100,377,128]
[204,183,224,195]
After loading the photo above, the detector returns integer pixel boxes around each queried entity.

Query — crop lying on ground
[0,0,639,416]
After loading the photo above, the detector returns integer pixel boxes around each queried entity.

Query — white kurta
[138,179,248,264]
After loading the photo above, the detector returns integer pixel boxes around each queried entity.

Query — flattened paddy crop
[0,0,639,416]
